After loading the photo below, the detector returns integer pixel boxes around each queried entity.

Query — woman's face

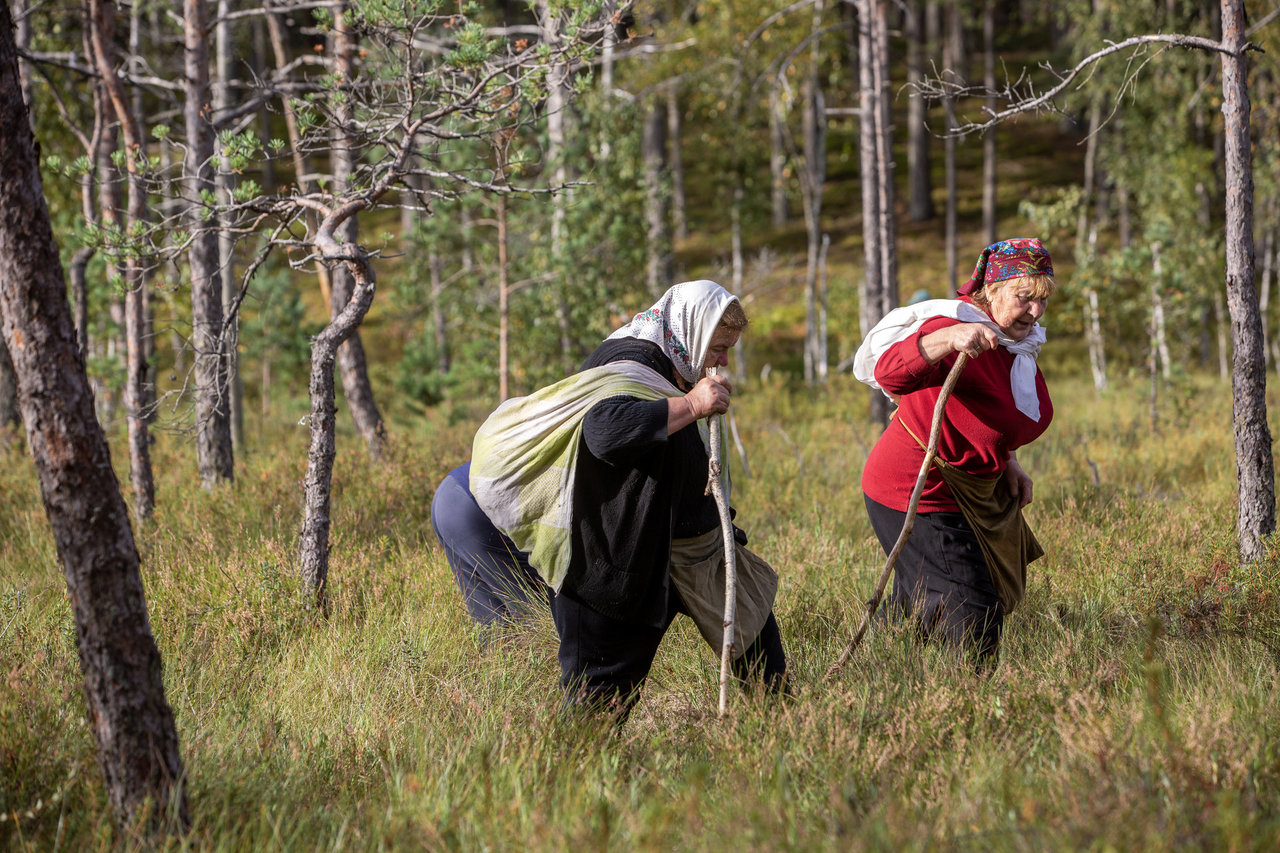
[985,281,1049,341]
[702,327,742,373]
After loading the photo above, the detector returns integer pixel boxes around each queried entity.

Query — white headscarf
[607,280,740,386]
[852,298,1046,421]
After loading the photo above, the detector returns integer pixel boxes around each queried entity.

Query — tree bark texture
[981,0,996,245]
[215,0,244,453]
[185,0,235,487]
[90,0,155,520]
[536,1,575,373]
[0,7,189,830]
[330,3,387,460]
[667,84,689,243]
[856,0,892,424]
[642,94,672,298]
[1219,0,1275,565]
[802,0,828,384]
[906,0,934,222]
[299,241,378,602]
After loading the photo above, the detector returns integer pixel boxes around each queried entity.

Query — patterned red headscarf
[958,237,1054,296]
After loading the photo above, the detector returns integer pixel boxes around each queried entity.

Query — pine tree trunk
[537,1,575,373]
[667,84,689,243]
[90,0,154,520]
[642,95,671,298]
[905,0,934,222]
[185,0,234,488]
[0,10,189,830]
[330,3,387,460]
[981,0,996,245]
[299,230,379,605]
[857,0,891,424]
[1219,0,1275,565]
[941,3,961,291]
[215,0,243,453]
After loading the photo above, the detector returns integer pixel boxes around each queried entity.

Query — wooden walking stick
[826,353,970,678]
[704,366,738,718]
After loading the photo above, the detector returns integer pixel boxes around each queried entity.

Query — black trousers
[864,494,1003,662]
[551,583,788,719]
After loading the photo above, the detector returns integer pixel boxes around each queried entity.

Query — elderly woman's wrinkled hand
[949,323,999,359]
[686,373,733,419]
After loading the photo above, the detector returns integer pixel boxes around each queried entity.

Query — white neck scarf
[852,299,1046,421]
[607,280,739,386]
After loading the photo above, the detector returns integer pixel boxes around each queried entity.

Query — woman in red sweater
[854,238,1057,664]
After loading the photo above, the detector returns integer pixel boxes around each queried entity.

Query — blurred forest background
[6,0,1278,458]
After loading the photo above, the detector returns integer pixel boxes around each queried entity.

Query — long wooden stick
[705,367,738,717]
[827,353,970,677]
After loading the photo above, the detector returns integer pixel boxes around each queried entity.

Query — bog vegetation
[3,371,1280,849]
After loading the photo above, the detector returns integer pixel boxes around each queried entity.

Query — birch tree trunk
[1150,242,1172,380]
[330,2,387,459]
[1219,0,1274,565]
[185,0,235,487]
[802,0,827,384]
[0,11,189,830]
[770,81,789,228]
[1085,287,1107,391]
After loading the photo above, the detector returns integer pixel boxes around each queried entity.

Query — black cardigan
[560,338,721,626]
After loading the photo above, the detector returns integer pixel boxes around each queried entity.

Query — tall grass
[2,373,1279,850]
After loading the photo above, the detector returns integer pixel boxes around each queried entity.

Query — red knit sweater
[861,307,1053,513]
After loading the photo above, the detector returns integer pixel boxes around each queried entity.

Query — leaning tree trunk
[298,214,380,606]
[329,1,387,460]
[185,0,234,487]
[1219,0,1275,565]
[0,9,189,831]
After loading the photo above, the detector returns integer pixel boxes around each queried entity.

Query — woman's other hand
[1004,453,1034,507]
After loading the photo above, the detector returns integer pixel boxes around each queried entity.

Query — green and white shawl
[469,361,681,591]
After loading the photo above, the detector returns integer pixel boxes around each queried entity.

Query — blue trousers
[430,462,549,625]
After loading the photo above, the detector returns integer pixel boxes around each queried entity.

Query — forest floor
[3,368,1280,850]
